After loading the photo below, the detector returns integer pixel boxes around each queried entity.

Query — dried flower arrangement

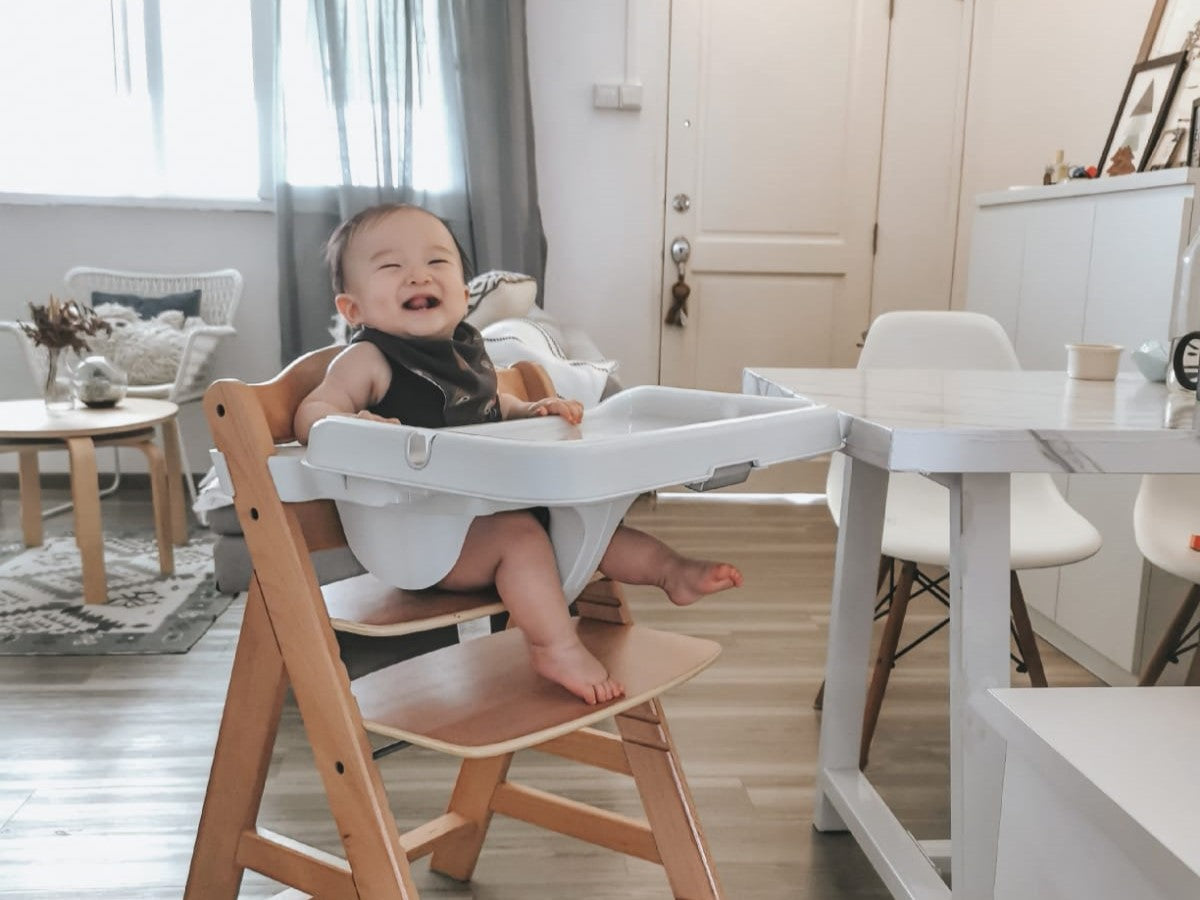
[20,295,112,352]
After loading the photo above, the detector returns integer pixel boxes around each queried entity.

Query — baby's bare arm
[498,393,583,425]
[293,344,391,443]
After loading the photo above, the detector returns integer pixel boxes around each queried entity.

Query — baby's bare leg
[437,511,624,705]
[599,524,743,607]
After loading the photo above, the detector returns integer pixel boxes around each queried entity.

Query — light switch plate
[592,84,620,109]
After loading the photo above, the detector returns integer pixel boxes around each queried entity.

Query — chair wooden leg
[1139,584,1200,686]
[185,580,289,899]
[1009,572,1047,687]
[1185,634,1200,686]
[814,555,894,711]
[428,754,515,881]
[617,698,723,899]
[132,439,174,575]
[66,436,107,605]
[859,560,917,769]
[17,450,42,547]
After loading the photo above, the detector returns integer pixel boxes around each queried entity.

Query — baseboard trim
[0,473,194,492]
[1028,607,1136,687]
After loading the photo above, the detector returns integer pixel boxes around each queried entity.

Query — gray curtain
[275,0,546,360]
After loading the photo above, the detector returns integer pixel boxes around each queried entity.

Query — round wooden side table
[0,398,187,604]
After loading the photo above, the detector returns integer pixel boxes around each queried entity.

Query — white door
[660,0,891,391]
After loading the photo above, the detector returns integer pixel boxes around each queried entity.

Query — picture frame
[1098,52,1187,176]
[1139,1,1200,62]
[1190,97,1200,166]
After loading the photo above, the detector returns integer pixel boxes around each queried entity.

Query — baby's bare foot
[528,638,625,704]
[664,558,743,607]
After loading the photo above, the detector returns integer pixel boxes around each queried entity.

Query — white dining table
[741,368,1200,899]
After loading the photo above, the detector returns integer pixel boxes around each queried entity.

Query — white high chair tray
[266,386,841,599]
[298,385,841,504]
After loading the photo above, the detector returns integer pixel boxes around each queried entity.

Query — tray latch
[684,461,754,492]
[405,432,433,469]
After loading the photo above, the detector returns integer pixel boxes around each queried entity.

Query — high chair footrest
[352,619,721,758]
[323,572,504,637]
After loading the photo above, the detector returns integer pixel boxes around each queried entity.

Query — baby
[294,203,743,704]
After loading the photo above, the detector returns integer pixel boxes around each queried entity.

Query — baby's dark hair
[323,202,474,294]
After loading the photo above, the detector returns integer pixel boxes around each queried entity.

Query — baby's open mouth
[403,295,440,310]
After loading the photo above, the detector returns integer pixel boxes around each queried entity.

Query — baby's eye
[379,263,403,270]
[429,258,450,265]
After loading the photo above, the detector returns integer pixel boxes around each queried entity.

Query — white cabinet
[966,169,1200,683]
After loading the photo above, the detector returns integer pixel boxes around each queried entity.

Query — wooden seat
[186,346,726,898]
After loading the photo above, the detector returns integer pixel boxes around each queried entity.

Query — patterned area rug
[0,533,233,655]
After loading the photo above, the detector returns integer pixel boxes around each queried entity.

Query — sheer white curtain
[275,0,545,359]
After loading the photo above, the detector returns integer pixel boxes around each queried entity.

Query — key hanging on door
[665,236,692,327]
[665,265,690,327]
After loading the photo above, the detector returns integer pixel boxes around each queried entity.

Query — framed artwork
[1139,1,1200,62]
[1099,52,1186,176]
[1141,6,1200,167]
[1190,97,1200,166]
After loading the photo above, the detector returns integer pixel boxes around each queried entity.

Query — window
[0,0,261,200]
[277,0,457,193]
[0,0,458,202]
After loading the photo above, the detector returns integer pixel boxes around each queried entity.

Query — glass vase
[43,347,74,411]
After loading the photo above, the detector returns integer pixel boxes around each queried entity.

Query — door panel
[661,0,891,392]
[691,274,840,392]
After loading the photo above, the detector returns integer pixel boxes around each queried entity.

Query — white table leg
[814,455,888,831]
[948,473,1011,898]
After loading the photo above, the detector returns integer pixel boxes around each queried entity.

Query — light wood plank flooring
[0,490,1100,899]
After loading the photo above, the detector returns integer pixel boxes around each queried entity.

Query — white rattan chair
[0,268,242,510]
[819,310,1103,768]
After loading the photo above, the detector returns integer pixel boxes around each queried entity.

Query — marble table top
[743,369,1200,475]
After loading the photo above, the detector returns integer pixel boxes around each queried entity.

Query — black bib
[352,322,500,427]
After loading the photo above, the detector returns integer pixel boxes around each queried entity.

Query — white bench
[980,686,1200,900]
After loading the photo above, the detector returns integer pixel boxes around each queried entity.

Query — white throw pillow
[88,302,203,385]
[482,318,617,407]
[464,270,537,329]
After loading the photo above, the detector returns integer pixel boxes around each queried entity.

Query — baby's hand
[528,397,583,425]
[352,410,402,425]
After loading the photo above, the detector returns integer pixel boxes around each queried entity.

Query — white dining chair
[1134,475,1200,685]
[820,310,1103,768]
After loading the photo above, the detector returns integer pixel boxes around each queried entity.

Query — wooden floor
[0,489,1101,899]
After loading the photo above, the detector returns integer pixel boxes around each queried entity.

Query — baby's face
[336,208,469,341]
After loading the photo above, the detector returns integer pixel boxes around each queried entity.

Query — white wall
[952,0,1156,306]
[527,0,669,388]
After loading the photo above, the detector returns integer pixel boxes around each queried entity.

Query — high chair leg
[186,580,289,899]
[617,698,723,899]
[428,753,515,881]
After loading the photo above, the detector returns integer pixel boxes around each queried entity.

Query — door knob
[672,193,691,213]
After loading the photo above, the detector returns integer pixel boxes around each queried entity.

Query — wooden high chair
[185,346,725,899]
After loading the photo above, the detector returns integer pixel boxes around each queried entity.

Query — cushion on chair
[464,270,537,328]
[87,303,204,386]
[482,317,617,407]
[91,289,202,320]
